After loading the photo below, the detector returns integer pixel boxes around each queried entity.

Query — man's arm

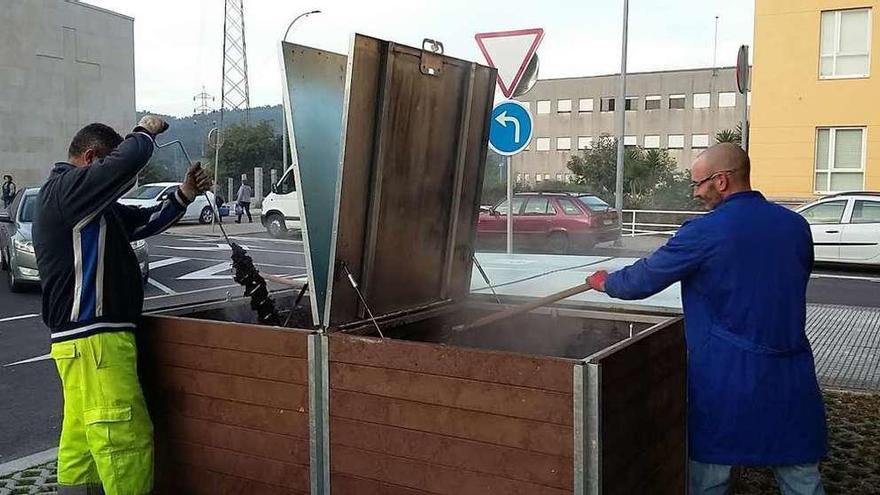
[113,189,190,241]
[589,220,707,300]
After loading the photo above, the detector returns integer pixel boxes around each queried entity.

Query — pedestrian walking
[2,174,16,208]
[235,177,253,223]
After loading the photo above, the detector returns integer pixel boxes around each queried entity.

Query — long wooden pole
[452,282,594,332]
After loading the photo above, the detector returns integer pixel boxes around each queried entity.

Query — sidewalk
[166,217,265,237]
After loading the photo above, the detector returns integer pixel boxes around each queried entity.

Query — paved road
[0,230,878,462]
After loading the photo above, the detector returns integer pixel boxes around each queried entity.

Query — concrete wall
[750,0,879,200]
[512,67,746,183]
[0,0,135,188]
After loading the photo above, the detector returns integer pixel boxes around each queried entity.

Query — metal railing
[621,209,707,237]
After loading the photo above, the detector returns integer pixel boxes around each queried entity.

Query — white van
[260,167,301,237]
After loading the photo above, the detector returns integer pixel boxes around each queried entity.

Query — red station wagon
[477,192,621,254]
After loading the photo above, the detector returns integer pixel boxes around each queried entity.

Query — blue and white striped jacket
[33,132,191,343]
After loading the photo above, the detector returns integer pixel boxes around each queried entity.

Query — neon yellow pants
[51,331,153,495]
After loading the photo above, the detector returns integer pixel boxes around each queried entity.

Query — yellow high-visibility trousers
[50,331,153,495]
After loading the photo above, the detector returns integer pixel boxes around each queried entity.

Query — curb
[0,448,57,478]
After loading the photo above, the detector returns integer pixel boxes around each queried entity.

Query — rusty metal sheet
[330,389,572,458]
[325,34,496,327]
[328,334,574,392]
[331,444,570,495]
[331,417,572,489]
[330,361,572,425]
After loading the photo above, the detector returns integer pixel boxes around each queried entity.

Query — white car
[796,192,880,266]
[119,182,218,224]
[261,167,301,237]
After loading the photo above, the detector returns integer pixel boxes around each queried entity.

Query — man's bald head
[690,143,752,209]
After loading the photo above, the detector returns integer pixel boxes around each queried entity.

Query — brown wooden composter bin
[137,33,687,494]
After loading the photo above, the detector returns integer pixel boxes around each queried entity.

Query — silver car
[0,188,150,292]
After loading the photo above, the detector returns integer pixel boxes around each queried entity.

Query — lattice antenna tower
[193,86,215,115]
[220,0,251,125]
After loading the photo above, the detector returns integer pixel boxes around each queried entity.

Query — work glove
[134,115,169,138]
[180,161,213,202]
[586,270,609,292]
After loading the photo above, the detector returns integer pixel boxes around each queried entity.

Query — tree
[716,123,743,145]
[566,135,699,209]
[205,121,282,193]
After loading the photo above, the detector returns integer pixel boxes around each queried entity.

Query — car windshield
[18,194,37,223]
[577,195,610,211]
[123,185,166,200]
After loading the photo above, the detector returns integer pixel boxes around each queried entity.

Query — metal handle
[825,230,840,234]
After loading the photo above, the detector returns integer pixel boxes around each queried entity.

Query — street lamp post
[281,10,321,172]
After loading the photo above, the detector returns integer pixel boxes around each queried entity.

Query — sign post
[737,45,750,151]
[476,28,543,253]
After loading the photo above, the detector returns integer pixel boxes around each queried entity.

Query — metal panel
[308,334,331,494]
[325,34,496,327]
[573,362,601,495]
[280,41,348,327]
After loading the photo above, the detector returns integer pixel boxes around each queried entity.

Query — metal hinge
[420,38,444,76]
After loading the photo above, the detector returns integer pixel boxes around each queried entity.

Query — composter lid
[323,35,496,328]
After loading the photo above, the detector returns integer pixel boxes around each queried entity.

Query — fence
[621,209,707,237]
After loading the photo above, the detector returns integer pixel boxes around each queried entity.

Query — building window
[644,135,660,149]
[577,136,593,149]
[693,93,711,109]
[536,100,551,114]
[692,134,710,148]
[600,97,615,112]
[816,127,865,193]
[625,97,638,111]
[718,92,737,108]
[556,173,564,182]
[668,135,685,149]
[556,137,571,150]
[516,173,522,182]
[536,174,543,183]
[624,135,637,147]
[669,94,686,109]
[579,98,594,112]
[523,174,531,183]
[557,99,572,113]
[820,9,871,78]
[536,137,551,151]
[520,101,531,111]
[645,95,662,110]
[544,173,551,181]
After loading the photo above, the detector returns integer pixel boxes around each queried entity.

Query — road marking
[143,272,306,302]
[0,313,39,323]
[154,243,298,255]
[147,278,177,295]
[4,353,51,367]
[178,262,233,280]
[148,257,189,270]
[811,273,880,283]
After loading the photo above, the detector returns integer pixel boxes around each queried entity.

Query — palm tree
[715,123,743,145]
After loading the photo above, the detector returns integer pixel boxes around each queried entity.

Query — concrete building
[751,0,878,200]
[0,0,135,188]
[511,67,748,185]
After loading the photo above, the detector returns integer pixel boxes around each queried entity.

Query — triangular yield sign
[475,28,544,98]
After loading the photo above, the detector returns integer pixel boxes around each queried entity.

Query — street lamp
[281,10,321,172]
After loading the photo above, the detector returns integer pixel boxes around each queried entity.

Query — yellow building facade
[751,0,879,200]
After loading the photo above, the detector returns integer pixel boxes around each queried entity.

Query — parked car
[796,191,880,266]
[0,188,150,292]
[118,182,223,224]
[477,192,620,254]
[261,167,302,238]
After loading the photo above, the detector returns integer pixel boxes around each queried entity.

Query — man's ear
[83,149,97,166]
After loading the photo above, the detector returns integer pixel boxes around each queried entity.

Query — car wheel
[0,248,7,271]
[198,206,214,224]
[266,213,287,238]
[548,232,569,255]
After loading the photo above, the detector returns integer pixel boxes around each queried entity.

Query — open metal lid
[323,35,496,328]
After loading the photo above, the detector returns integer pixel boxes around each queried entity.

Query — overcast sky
[86,0,755,117]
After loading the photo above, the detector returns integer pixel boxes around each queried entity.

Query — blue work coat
[605,191,827,465]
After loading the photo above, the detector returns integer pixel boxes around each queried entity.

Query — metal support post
[308,333,330,494]
[506,155,513,254]
[614,0,630,247]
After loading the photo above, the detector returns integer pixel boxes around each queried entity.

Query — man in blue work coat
[587,143,827,494]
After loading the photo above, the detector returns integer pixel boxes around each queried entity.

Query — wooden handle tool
[452,282,594,332]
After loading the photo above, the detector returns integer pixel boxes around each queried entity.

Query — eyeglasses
[690,169,735,188]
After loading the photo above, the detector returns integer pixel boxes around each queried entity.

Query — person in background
[235,177,253,223]
[213,184,225,223]
[33,116,213,495]
[2,174,16,208]
[586,143,827,495]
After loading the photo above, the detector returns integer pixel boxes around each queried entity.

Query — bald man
[588,144,827,494]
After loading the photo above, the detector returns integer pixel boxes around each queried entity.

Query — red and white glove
[586,270,609,292]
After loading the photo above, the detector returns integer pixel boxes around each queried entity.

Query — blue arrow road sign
[488,100,533,156]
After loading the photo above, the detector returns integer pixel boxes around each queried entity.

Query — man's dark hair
[68,123,124,159]
[2,175,10,181]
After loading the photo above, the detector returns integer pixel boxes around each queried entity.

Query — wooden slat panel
[154,365,308,410]
[165,463,307,495]
[152,340,309,384]
[330,335,573,392]
[331,444,571,495]
[169,440,310,493]
[331,417,572,489]
[331,389,572,457]
[151,392,310,438]
[142,315,310,358]
[164,415,310,467]
[331,362,571,425]
[332,473,434,495]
